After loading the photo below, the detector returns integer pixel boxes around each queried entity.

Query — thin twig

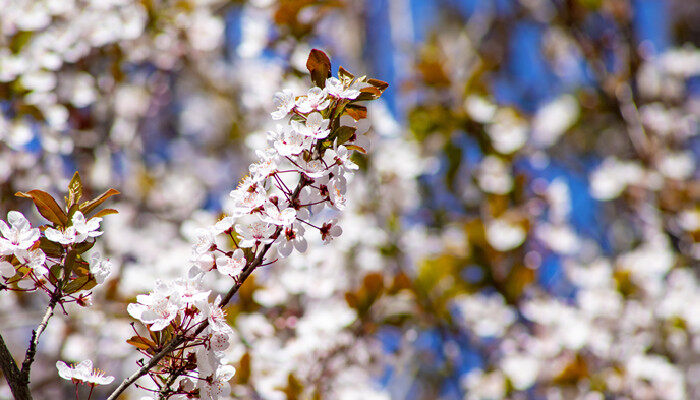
[20,293,60,380]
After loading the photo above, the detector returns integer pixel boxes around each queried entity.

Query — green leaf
[64,249,78,277]
[16,190,68,226]
[63,276,97,294]
[39,236,64,258]
[73,240,95,255]
[332,125,356,145]
[79,188,120,216]
[66,171,83,208]
[306,49,332,89]
[47,264,62,285]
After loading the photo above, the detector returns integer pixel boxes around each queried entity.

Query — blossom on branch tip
[71,211,103,240]
[330,144,359,173]
[328,176,348,211]
[190,250,215,273]
[249,149,279,180]
[277,223,307,257]
[56,359,114,385]
[320,219,342,244]
[44,211,102,245]
[272,124,312,157]
[199,296,232,335]
[325,77,368,100]
[229,177,267,214]
[193,228,215,254]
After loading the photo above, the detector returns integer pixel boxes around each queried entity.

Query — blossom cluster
[123,53,386,399]
[0,182,115,297]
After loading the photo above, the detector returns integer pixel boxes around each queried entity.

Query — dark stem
[0,332,33,400]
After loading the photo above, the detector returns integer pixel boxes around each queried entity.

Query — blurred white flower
[589,158,644,200]
[477,156,513,194]
[531,94,579,148]
[88,251,112,284]
[501,354,539,390]
[487,109,527,154]
[486,219,526,251]
[454,292,516,337]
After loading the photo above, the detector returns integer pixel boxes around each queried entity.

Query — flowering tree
[1,1,698,400]
[0,46,387,399]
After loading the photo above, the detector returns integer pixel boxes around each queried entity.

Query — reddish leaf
[79,188,120,216]
[345,292,359,309]
[338,65,354,80]
[66,171,83,208]
[39,236,64,258]
[126,336,156,351]
[355,86,383,101]
[93,208,119,219]
[306,49,332,88]
[16,190,68,226]
[345,104,367,121]
[367,78,389,92]
[345,144,367,154]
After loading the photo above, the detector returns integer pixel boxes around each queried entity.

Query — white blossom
[127,282,181,331]
[216,248,246,277]
[295,87,330,114]
[236,220,277,248]
[0,211,40,255]
[56,359,114,385]
[271,89,296,120]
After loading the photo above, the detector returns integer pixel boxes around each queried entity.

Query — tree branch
[105,123,328,399]
[107,178,309,400]
[105,253,265,400]
[0,332,33,400]
[20,292,60,381]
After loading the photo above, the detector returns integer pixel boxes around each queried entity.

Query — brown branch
[19,292,61,381]
[0,332,33,400]
[106,251,267,400]
[107,178,311,400]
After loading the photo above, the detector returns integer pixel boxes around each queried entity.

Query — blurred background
[0,0,698,399]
